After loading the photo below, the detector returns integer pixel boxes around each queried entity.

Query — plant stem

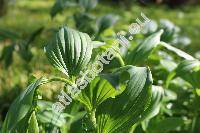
[48,77,74,86]
[116,54,125,66]
[89,109,97,129]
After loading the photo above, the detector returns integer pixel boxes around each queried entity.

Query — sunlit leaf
[160,59,177,72]
[160,41,194,60]
[140,86,164,121]
[96,66,153,133]
[45,26,93,77]
[175,60,200,88]
[37,100,68,127]
[77,77,119,111]
[166,60,200,90]
[159,19,179,42]
[126,30,163,65]
[27,111,39,133]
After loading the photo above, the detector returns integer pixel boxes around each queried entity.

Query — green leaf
[140,86,164,121]
[137,86,164,131]
[27,111,39,133]
[159,19,178,42]
[73,12,95,35]
[0,28,20,41]
[18,42,33,62]
[37,100,69,127]
[25,27,44,48]
[160,41,194,60]
[50,0,77,18]
[147,117,185,133]
[96,14,119,35]
[100,65,133,89]
[1,78,45,133]
[45,26,93,77]
[160,59,177,72]
[175,60,200,88]
[191,117,200,133]
[96,66,153,133]
[77,77,119,111]
[126,30,163,65]
[79,0,98,11]
[90,43,124,71]
[0,44,15,68]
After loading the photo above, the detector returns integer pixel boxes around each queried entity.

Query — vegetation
[0,0,200,132]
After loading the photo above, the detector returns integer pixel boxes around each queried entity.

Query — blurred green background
[0,0,200,128]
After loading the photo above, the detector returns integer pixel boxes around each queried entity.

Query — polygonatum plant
[1,25,200,133]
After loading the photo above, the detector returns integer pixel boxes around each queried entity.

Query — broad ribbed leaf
[139,86,164,132]
[45,26,93,77]
[176,60,200,88]
[126,30,163,65]
[1,78,45,133]
[140,86,164,121]
[27,112,39,133]
[96,66,153,133]
[166,60,200,89]
[77,77,118,111]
